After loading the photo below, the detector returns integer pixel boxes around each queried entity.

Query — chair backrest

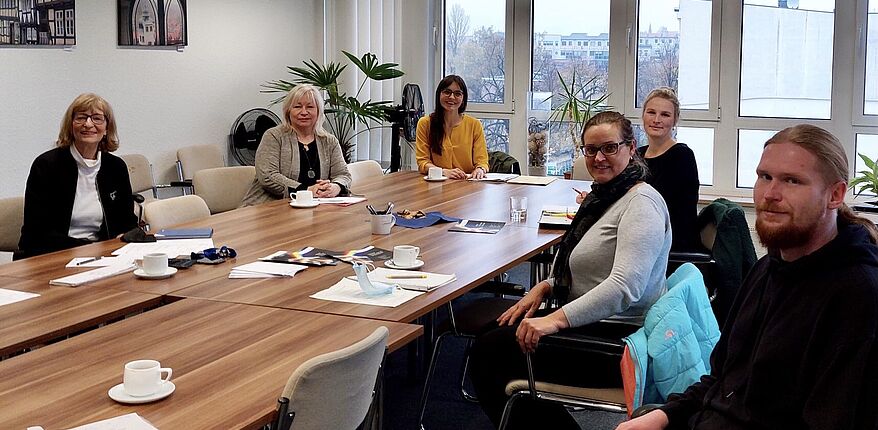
[571,155,593,180]
[176,144,225,181]
[488,151,521,174]
[347,160,383,187]
[142,195,211,232]
[0,196,24,252]
[279,326,389,430]
[192,166,256,214]
[119,154,157,201]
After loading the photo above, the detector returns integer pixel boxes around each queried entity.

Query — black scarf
[550,162,646,302]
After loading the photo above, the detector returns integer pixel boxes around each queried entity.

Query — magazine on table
[448,219,506,234]
[538,205,578,229]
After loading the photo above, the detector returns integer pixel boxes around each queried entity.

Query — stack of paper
[311,278,423,307]
[113,239,215,259]
[316,196,367,206]
[229,261,307,279]
[65,256,134,268]
[0,288,40,307]
[68,413,158,430]
[49,263,137,287]
[506,175,557,185]
[467,173,519,182]
[352,268,456,292]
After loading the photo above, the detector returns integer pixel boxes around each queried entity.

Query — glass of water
[510,196,528,222]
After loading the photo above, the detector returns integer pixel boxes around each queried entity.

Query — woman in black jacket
[18,93,137,258]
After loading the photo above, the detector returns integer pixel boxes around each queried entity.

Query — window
[866,0,878,115]
[636,0,712,110]
[479,118,510,153]
[444,0,507,105]
[736,129,778,188]
[65,9,74,37]
[634,125,715,185]
[739,0,836,119]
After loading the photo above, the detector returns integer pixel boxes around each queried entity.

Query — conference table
[0,170,585,428]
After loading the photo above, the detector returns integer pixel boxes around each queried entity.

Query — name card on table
[0,288,39,307]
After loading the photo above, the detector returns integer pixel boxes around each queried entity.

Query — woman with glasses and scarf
[415,75,489,180]
[241,84,352,207]
[470,111,673,429]
[18,93,137,259]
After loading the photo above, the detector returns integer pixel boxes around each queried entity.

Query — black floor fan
[385,83,424,172]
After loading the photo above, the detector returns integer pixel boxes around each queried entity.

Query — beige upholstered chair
[176,144,225,181]
[274,326,389,430]
[142,195,210,232]
[0,196,24,262]
[571,155,593,180]
[119,154,158,202]
[192,166,256,214]
[347,160,383,187]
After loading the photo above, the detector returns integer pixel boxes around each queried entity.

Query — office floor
[383,264,627,430]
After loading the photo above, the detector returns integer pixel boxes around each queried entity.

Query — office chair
[0,196,24,263]
[347,160,384,187]
[119,154,159,202]
[171,144,226,194]
[192,166,256,214]
[274,326,389,430]
[142,195,211,232]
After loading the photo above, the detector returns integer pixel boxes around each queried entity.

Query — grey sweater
[240,125,352,207]
[552,183,672,328]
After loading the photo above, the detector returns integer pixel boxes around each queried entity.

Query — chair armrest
[537,320,639,357]
[471,280,526,296]
[169,180,193,187]
[668,251,713,263]
[631,403,662,418]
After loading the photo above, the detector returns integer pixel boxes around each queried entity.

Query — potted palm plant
[262,51,405,162]
[545,70,609,175]
[850,153,878,212]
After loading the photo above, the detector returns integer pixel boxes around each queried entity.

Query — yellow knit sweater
[415,114,489,174]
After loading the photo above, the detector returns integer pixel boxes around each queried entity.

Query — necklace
[300,141,316,179]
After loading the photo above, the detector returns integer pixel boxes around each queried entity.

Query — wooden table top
[0,299,422,430]
[0,276,162,356]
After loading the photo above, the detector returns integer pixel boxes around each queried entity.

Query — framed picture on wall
[117,0,187,47]
[0,0,76,46]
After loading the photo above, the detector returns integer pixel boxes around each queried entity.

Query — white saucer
[290,201,320,208]
[134,267,178,280]
[108,381,175,404]
[424,176,448,182]
[384,259,425,270]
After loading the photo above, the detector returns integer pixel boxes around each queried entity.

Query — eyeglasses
[72,113,107,126]
[191,246,237,261]
[580,140,629,158]
[440,89,464,98]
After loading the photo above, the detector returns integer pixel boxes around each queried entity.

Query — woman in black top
[638,87,701,252]
[18,93,137,258]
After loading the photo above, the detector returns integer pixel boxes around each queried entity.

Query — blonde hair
[643,86,680,125]
[765,124,878,244]
[56,93,119,152]
[281,84,329,139]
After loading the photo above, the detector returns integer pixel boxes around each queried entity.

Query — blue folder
[154,228,214,239]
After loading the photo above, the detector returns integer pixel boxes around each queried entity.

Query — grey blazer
[240,125,352,207]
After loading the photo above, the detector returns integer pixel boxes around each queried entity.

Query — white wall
[0,0,323,198]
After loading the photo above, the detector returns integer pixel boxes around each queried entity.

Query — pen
[386,274,428,279]
[572,187,583,194]
[76,256,101,266]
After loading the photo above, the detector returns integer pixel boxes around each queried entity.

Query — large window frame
[435,0,878,197]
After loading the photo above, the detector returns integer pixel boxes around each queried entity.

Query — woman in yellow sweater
[416,75,489,179]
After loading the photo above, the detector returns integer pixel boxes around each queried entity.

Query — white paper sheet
[66,413,158,430]
[311,278,423,307]
[0,288,40,307]
[112,239,215,259]
[467,173,519,182]
[49,264,137,287]
[229,261,307,278]
[316,196,367,205]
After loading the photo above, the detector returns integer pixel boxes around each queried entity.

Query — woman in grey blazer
[241,84,351,207]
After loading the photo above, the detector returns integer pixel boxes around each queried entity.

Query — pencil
[386,274,428,279]
[572,187,583,194]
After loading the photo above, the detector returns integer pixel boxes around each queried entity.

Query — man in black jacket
[619,124,878,430]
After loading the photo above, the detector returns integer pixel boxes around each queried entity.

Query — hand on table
[310,180,341,198]
[615,410,670,430]
[515,310,569,353]
[576,191,588,205]
[497,281,550,326]
[443,168,467,180]
[469,167,487,179]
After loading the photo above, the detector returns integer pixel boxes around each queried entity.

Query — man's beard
[755,205,822,250]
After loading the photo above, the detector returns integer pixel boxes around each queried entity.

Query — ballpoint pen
[572,187,584,195]
[76,256,102,266]
[386,274,428,279]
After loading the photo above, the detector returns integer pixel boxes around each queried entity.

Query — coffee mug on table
[123,359,172,397]
[428,166,443,179]
[371,214,395,235]
[142,253,168,276]
[290,190,314,205]
[393,245,420,267]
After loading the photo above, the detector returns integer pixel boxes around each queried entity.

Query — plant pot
[528,165,547,176]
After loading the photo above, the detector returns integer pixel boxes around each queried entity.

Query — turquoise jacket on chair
[623,263,720,410]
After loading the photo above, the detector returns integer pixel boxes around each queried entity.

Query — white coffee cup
[142,253,168,276]
[428,166,443,179]
[290,190,314,205]
[371,214,395,235]
[393,245,420,267]
[123,359,172,397]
